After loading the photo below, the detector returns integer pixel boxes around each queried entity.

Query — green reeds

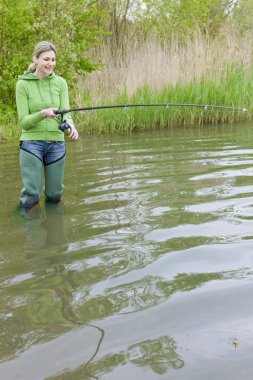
[74,65,253,134]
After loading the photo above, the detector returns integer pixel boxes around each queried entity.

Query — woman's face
[34,50,56,78]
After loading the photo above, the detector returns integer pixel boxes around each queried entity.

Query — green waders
[19,149,66,208]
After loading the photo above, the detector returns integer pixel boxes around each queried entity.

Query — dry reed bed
[76,32,253,105]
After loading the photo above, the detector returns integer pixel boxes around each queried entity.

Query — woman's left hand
[68,125,79,140]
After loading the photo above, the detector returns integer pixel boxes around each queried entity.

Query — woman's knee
[44,157,65,202]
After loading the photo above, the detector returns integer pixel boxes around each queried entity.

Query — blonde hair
[27,41,57,72]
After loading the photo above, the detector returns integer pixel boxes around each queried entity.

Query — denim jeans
[19,141,66,207]
[20,140,66,165]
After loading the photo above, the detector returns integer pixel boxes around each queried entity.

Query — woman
[16,41,78,209]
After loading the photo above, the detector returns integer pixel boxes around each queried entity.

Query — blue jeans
[19,141,66,207]
[20,140,66,164]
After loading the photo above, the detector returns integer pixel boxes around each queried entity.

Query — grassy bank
[74,66,252,133]
[1,32,253,140]
[73,32,253,133]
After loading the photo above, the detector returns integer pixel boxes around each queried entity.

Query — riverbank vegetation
[75,32,253,132]
[1,0,253,139]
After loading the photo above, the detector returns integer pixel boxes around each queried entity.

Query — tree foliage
[132,0,240,39]
[230,0,253,34]
[90,0,243,58]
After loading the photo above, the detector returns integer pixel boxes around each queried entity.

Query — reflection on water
[2,123,253,379]
[49,335,184,380]
[17,201,67,252]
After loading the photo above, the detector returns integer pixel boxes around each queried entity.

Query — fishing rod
[54,103,248,131]
[55,103,248,115]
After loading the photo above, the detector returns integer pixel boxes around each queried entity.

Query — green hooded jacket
[16,72,74,141]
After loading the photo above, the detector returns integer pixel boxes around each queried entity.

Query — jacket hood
[18,71,56,80]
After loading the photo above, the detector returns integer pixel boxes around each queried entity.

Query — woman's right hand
[41,108,58,119]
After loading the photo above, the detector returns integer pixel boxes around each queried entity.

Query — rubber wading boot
[19,149,43,208]
[44,155,66,202]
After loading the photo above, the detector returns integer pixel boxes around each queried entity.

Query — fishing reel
[58,120,71,132]
[56,109,72,132]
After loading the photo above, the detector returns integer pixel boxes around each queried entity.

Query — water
[1,122,253,379]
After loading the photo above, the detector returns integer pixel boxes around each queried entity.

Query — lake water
[1,122,253,379]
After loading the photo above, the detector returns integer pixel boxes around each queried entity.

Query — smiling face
[34,50,56,79]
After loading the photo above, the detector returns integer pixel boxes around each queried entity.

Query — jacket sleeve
[59,78,75,126]
[16,80,45,130]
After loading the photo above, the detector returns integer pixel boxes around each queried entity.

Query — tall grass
[0,111,20,141]
[74,32,253,133]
